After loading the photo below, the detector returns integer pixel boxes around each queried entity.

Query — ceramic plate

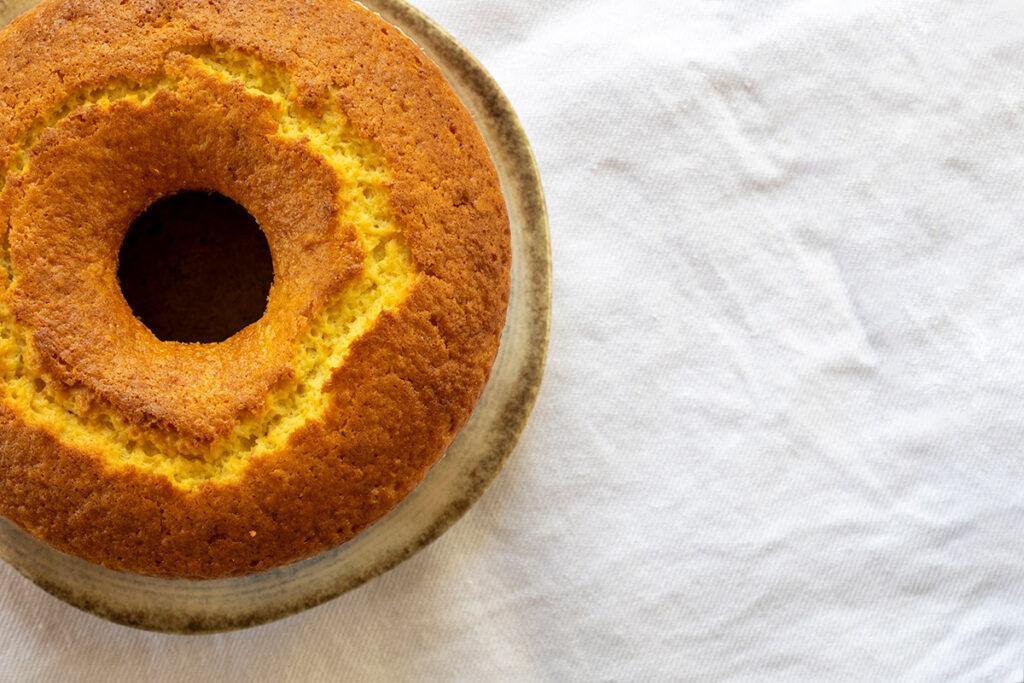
[0,0,550,633]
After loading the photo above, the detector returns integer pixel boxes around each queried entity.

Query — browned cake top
[0,0,510,578]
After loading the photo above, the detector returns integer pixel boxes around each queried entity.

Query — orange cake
[0,0,510,578]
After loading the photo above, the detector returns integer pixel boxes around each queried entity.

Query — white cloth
[4,0,1024,679]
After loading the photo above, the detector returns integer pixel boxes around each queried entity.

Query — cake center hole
[117,191,274,344]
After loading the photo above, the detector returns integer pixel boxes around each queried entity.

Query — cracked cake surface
[0,0,510,578]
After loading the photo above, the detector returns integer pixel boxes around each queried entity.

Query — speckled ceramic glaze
[0,0,550,633]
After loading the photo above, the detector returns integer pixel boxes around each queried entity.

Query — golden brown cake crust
[0,0,510,577]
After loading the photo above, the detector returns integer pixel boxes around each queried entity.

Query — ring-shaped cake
[0,0,510,578]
